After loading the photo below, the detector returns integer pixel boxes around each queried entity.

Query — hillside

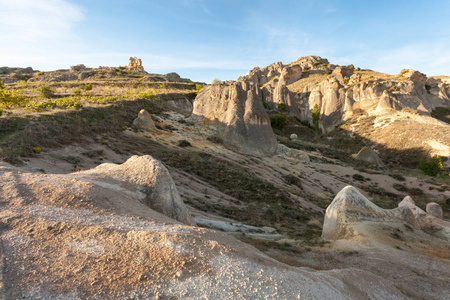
[0,58,449,298]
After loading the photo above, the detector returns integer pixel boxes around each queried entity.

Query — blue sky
[1,0,450,83]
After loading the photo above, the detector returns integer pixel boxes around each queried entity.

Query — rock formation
[192,81,278,156]
[226,56,450,133]
[353,147,383,166]
[70,155,193,225]
[133,109,158,133]
[322,186,450,241]
[128,56,144,71]
[426,202,444,219]
[0,161,412,298]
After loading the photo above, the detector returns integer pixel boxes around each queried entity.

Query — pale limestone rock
[353,147,383,166]
[74,155,193,225]
[133,109,157,133]
[192,81,278,156]
[276,144,309,163]
[290,133,298,140]
[426,202,443,219]
[128,56,144,71]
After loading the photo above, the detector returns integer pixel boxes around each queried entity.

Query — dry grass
[287,72,328,93]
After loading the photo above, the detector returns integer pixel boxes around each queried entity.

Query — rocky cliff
[191,80,278,156]
[212,55,450,133]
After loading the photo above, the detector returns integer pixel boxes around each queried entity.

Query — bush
[137,90,157,99]
[85,83,93,91]
[0,80,4,89]
[326,70,332,75]
[270,114,287,130]
[418,156,443,176]
[212,78,221,85]
[0,88,27,108]
[263,101,270,109]
[195,84,203,93]
[312,104,320,131]
[177,140,191,147]
[278,102,287,111]
[37,85,54,98]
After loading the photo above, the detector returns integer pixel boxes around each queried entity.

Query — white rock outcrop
[192,81,278,156]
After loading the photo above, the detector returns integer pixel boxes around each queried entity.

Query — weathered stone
[426,202,443,219]
[70,64,87,72]
[400,69,427,81]
[73,155,193,225]
[290,133,298,140]
[192,81,278,156]
[276,144,309,163]
[133,109,157,133]
[128,56,144,71]
[353,147,383,166]
[165,72,181,82]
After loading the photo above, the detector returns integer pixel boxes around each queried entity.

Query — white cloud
[0,0,84,41]
[0,0,84,67]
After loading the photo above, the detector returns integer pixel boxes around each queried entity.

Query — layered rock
[192,81,278,156]
[128,56,144,71]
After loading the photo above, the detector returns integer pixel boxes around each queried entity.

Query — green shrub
[312,104,320,131]
[356,67,361,71]
[326,70,332,75]
[177,140,191,147]
[0,80,4,89]
[418,156,443,176]
[16,80,27,86]
[137,90,157,99]
[313,62,321,66]
[74,88,82,96]
[270,114,287,130]
[195,84,203,93]
[85,83,93,91]
[263,101,270,109]
[0,88,27,108]
[37,85,54,98]
[278,102,287,111]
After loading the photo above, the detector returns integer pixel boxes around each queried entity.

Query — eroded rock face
[192,81,278,156]
[0,161,411,298]
[71,155,193,225]
[322,186,450,241]
[426,202,444,219]
[128,56,144,71]
[133,109,157,133]
[353,147,383,166]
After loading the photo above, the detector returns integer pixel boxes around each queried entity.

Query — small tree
[0,80,4,90]
[418,156,443,176]
[312,104,320,131]
[270,114,287,130]
[278,102,287,112]
[37,85,54,98]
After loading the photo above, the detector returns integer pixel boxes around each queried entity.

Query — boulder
[166,98,193,114]
[322,186,392,240]
[322,186,450,241]
[70,64,87,72]
[165,72,181,82]
[400,69,427,82]
[72,155,193,225]
[192,81,278,156]
[276,144,310,163]
[290,133,298,140]
[133,109,157,133]
[353,147,383,166]
[426,202,443,219]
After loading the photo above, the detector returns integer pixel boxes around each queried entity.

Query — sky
[1,0,450,83]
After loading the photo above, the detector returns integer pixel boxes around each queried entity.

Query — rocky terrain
[0,57,449,298]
